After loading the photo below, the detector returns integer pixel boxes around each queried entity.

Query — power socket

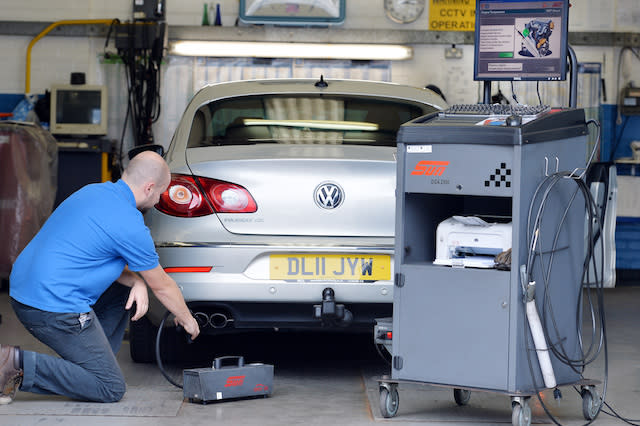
[445,47,463,59]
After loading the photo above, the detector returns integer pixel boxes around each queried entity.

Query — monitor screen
[49,84,108,136]
[474,0,569,81]
[56,90,102,125]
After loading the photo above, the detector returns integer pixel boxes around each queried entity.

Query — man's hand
[138,265,201,340]
[174,315,200,340]
[126,281,149,321]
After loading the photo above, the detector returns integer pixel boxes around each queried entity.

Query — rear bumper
[154,244,394,302]
[149,244,395,330]
[180,301,392,335]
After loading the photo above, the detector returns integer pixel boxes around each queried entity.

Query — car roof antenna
[314,75,328,88]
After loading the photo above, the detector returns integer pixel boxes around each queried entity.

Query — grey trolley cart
[380,107,602,426]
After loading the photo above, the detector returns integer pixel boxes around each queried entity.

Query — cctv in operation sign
[429,0,475,31]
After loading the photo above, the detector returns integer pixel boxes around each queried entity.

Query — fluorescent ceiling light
[169,41,413,61]
[242,119,379,131]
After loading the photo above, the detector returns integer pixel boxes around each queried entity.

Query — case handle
[213,355,245,369]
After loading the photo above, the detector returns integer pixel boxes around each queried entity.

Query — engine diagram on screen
[517,19,555,58]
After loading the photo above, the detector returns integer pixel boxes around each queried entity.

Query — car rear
[142,79,446,341]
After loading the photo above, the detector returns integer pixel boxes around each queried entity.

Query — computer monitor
[474,0,570,81]
[49,84,108,136]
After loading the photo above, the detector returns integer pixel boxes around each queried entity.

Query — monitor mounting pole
[483,81,492,104]
[567,44,578,108]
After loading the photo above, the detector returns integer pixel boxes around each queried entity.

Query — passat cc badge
[314,182,344,209]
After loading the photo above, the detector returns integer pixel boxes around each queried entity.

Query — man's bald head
[123,151,170,189]
[122,151,171,212]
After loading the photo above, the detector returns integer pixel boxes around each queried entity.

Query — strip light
[242,119,379,131]
[169,41,413,61]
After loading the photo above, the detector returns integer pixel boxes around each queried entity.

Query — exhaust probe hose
[156,310,183,389]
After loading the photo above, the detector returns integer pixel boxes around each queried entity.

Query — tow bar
[312,288,353,326]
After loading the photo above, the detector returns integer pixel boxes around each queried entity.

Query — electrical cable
[599,399,640,425]
[536,176,603,369]
[523,171,605,426]
[522,149,640,426]
[117,90,132,174]
[537,123,604,373]
[103,19,120,52]
[156,310,183,389]
[519,119,626,425]
[522,173,594,424]
[580,159,640,425]
[117,19,164,153]
[511,81,519,104]
[585,120,601,169]
[536,81,543,105]
[99,18,123,173]
[373,343,391,366]
[532,176,597,372]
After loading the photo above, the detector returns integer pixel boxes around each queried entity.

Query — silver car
[131,78,446,362]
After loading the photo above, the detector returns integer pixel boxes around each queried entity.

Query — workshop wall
[1,0,639,97]
[0,0,640,98]
[0,0,639,147]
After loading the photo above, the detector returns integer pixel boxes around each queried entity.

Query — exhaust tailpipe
[194,312,210,327]
[209,312,232,328]
[191,310,234,329]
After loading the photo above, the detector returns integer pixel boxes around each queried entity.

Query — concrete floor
[0,286,638,426]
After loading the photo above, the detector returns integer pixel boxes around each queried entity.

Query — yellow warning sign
[429,0,475,31]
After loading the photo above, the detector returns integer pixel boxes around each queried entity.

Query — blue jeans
[11,282,131,402]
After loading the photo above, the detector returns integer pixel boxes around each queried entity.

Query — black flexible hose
[156,310,183,389]
[523,170,608,426]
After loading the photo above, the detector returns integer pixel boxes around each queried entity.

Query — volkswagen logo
[314,182,344,209]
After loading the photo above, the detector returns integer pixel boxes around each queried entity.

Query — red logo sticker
[254,383,269,392]
[411,160,449,176]
[225,376,245,387]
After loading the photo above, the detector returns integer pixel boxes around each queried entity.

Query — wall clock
[384,0,426,24]
[239,0,346,25]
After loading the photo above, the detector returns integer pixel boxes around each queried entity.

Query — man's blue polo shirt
[10,179,159,313]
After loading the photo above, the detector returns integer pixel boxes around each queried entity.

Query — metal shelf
[1,20,638,47]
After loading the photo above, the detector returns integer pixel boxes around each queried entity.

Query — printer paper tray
[433,257,496,268]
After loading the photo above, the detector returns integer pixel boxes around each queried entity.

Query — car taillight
[198,177,257,213]
[156,174,257,217]
[156,175,213,217]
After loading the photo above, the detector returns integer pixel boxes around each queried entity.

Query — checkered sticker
[484,162,512,188]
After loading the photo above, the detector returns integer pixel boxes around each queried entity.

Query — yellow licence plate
[270,254,391,281]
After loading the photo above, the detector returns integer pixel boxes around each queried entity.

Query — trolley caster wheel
[581,386,601,421]
[511,398,531,426]
[453,388,471,406]
[379,385,399,418]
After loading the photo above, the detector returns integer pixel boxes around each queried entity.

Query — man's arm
[116,267,149,321]
[117,266,145,287]
[138,265,200,340]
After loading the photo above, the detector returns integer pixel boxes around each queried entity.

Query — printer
[434,216,512,268]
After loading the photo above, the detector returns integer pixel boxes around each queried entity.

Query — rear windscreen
[187,95,434,148]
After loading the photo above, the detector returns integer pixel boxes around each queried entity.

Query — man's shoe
[0,345,23,404]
